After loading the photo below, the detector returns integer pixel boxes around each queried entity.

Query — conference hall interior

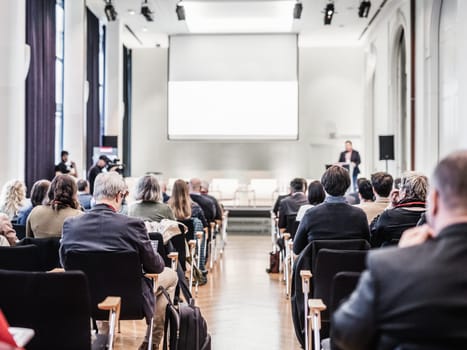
[1,0,467,349]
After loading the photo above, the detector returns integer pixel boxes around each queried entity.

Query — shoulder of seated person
[368,242,434,272]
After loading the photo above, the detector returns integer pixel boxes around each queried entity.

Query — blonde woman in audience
[168,179,208,230]
[0,213,17,246]
[0,180,27,222]
[128,174,175,222]
[26,174,83,238]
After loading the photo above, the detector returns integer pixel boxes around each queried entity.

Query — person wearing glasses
[60,172,178,350]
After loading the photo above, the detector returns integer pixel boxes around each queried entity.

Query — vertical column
[63,0,86,177]
[0,0,26,186]
[105,20,124,159]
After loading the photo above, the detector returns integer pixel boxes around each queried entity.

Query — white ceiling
[86,0,385,48]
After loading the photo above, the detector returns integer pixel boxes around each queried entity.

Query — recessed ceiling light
[128,9,136,15]
[142,27,148,32]
[181,1,296,33]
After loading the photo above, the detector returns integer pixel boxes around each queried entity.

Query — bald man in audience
[189,178,216,223]
[333,150,467,349]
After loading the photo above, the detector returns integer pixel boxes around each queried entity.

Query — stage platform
[225,206,271,219]
[224,206,272,235]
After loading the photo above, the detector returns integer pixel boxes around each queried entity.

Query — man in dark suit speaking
[60,172,177,350]
[332,150,467,349]
[338,140,361,191]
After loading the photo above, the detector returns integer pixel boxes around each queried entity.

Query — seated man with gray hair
[60,172,178,350]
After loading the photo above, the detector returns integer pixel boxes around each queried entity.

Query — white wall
[131,44,365,185]
[366,0,467,177]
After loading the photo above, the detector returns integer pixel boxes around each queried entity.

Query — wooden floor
[114,235,301,350]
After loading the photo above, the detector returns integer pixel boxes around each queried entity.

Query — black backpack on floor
[161,287,211,350]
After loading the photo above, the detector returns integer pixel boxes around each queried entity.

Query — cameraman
[55,150,77,177]
[88,155,111,195]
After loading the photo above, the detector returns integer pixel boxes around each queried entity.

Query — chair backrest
[148,232,169,264]
[313,249,368,321]
[329,272,362,315]
[311,239,370,273]
[12,224,26,240]
[0,245,42,271]
[329,272,362,350]
[17,237,61,271]
[65,250,144,321]
[0,269,92,350]
[179,218,195,241]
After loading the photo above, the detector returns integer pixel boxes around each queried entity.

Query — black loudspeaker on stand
[379,135,395,172]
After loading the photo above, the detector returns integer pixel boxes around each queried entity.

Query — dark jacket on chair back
[60,203,165,321]
[333,223,467,350]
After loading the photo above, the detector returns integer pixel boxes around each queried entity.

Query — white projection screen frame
[168,34,299,140]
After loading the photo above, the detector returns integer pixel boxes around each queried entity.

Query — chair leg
[300,271,312,350]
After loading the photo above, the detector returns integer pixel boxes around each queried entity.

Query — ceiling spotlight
[358,1,371,18]
[324,2,334,25]
[176,2,186,21]
[127,9,136,15]
[104,0,118,22]
[293,2,303,19]
[141,0,154,22]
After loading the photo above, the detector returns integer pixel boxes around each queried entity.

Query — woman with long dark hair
[26,175,83,238]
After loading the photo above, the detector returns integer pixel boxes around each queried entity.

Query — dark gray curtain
[86,8,101,170]
[123,46,132,176]
[25,0,56,193]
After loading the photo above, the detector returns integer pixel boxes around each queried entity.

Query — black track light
[176,2,186,21]
[293,2,303,20]
[141,0,154,22]
[104,0,118,21]
[358,1,371,18]
[324,2,334,25]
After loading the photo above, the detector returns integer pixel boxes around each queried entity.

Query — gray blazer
[332,223,467,350]
[60,203,165,321]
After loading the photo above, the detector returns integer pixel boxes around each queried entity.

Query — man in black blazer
[278,178,308,237]
[333,150,467,349]
[338,140,361,191]
[293,166,369,255]
[60,172,177,350]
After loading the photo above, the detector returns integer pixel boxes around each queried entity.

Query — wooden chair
[63,250,159,350]
[0,269,120,350]
[291,239,370,348]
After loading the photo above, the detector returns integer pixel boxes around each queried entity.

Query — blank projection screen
[168,34,298,140]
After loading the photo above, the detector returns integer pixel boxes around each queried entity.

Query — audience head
[321,165,351,197]
[394,177,402,190]
[97,155,110,168]
[371,172,394,198]
[169,179,192,220]
[428,151,467,231]
[0,213,16,246]
[189,178,202,193]
[77,179,89,193]
[307,181,326,205]
[93,172,128,210]
[61,150,69,162]
[0,180,26,220]
[160,181,168,194]
[135,174,161,203]
[200,181,210,194]
[48,175,79,211]
[357,178,374,201]
[345,140,353,152]
[290,178,306,194]
[399,172,428,203]
[30,180,51,207]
